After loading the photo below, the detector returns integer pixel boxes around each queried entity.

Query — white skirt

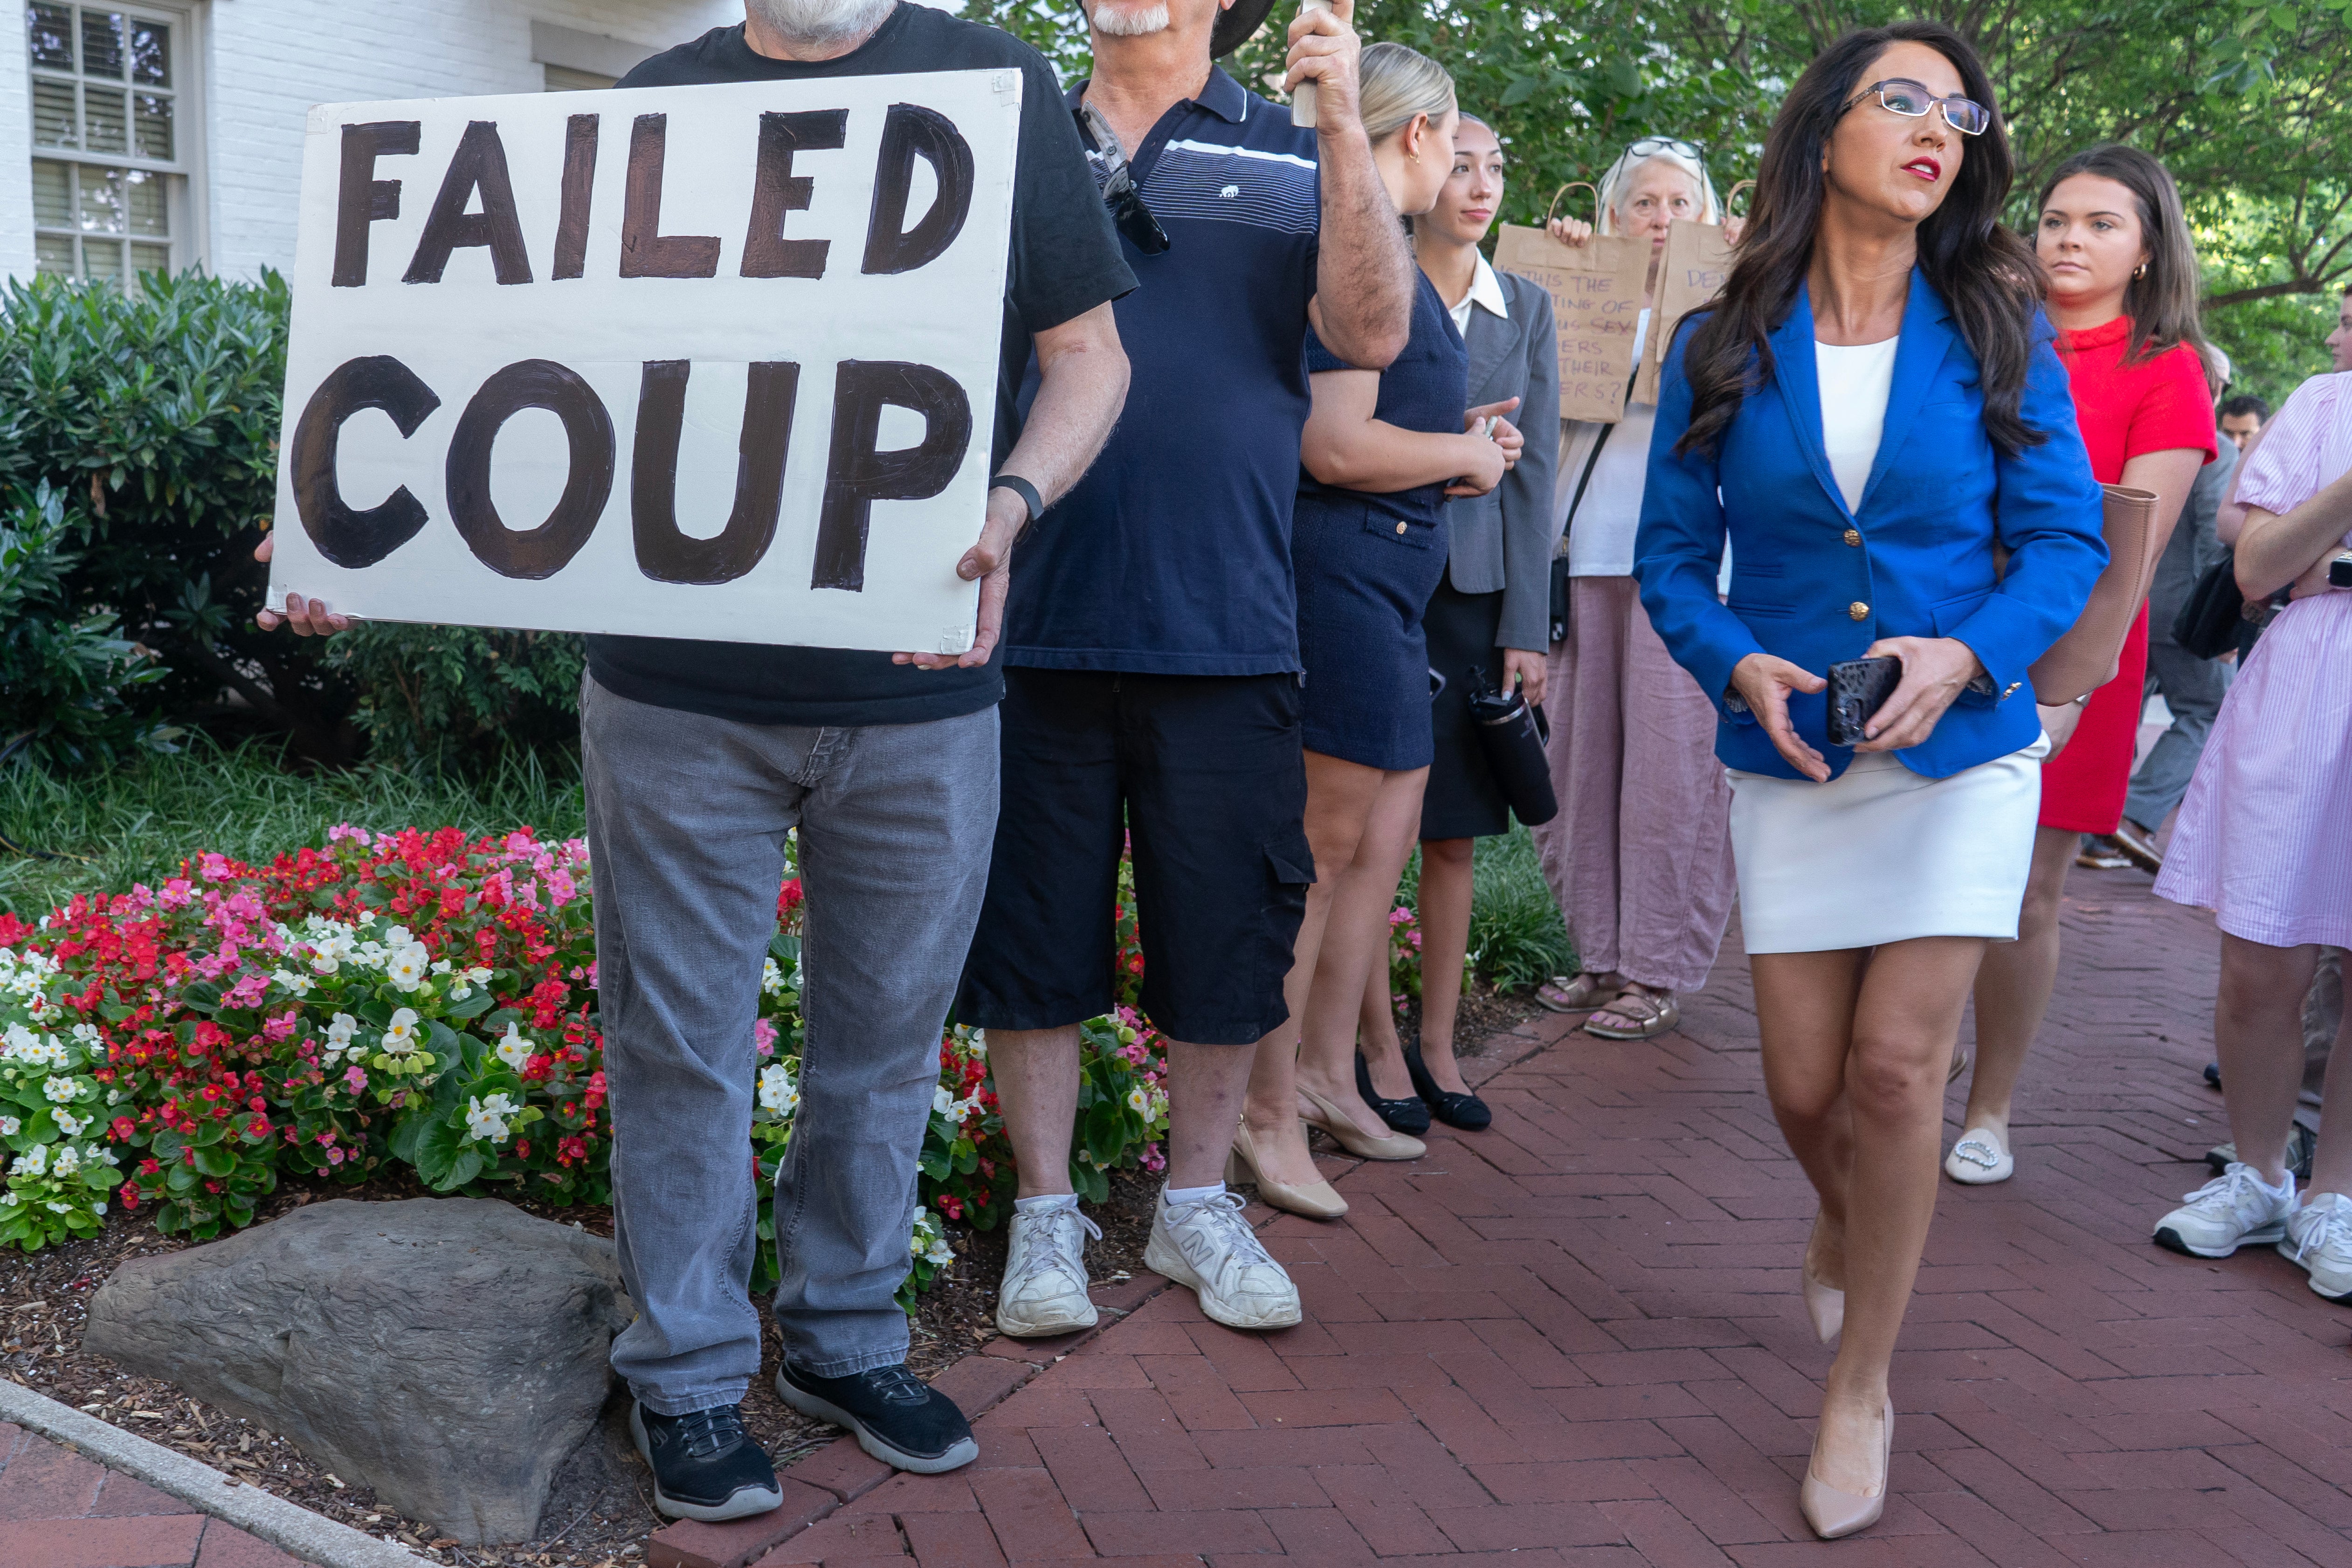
[1728,735,2049,953]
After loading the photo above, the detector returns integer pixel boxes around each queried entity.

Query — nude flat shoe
[1227,1119,1348,1220]
[1800,1397,1893,1540]
[1297,1084,1426,1160]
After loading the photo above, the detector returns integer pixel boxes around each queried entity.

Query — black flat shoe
[1405,1044,1490,1131]
[1355,1052,1431,1135]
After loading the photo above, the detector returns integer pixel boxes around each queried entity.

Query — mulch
[0,982,1543,1568]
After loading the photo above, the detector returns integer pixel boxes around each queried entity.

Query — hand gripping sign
[268,72,1021,656]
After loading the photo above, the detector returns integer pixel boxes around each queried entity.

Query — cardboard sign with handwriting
[1493,223,1649,423]
[1634,219,1736,405]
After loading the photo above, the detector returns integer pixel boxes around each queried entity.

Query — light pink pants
[1532,575,1737,993]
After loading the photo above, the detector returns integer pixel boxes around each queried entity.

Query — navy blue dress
[1292,269,1471,769]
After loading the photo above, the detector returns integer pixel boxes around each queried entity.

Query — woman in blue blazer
[1636,21,2104,1540]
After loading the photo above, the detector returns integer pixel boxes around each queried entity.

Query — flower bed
[0,826,1171,1307]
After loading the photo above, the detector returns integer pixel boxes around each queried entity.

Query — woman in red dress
[1948,145,2217,1185]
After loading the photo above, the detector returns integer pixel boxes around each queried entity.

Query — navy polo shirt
[1001,68,1320,675]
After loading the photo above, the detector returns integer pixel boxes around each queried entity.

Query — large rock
[86,1196,629,1544]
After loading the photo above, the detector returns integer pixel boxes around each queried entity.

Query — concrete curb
[0,1375,425,1568]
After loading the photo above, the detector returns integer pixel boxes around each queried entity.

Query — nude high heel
[1297,1084,1425,1160]
[1228,1120,1348,1219]
[1802,1216,1843,1346]
[1800,1397,1893,1540]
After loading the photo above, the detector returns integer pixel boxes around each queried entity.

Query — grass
[0,738,586,919]
[1398,821,1577,994]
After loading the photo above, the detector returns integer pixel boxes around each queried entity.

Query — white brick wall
[200,0,743,279]
[0,6,34,280]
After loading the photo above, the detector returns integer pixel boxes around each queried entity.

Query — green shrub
[326,625,585,770]
[0,481,171,767]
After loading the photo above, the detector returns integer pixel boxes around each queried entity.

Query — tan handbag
[2020,483,2163,705]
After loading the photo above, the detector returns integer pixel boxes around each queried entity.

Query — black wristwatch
[990,474,1044,531]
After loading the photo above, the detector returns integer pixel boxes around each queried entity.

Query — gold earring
[2134,262,2147,279]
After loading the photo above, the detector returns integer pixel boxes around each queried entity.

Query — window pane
[83,236,125,283]
[130,239,168,279]
[33,77,77,146]
[132,90,171,159]
[28,3,74,69]
[77,163,124,232]
[125,167,165,235]
[84,85,127,153]
[80,9,123,77]
[31,159,70,226]
[35,234,77,276]
[128,16,165,85]
[544,64,615,92]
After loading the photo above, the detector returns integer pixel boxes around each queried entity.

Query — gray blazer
[1442,269,1561,651]
[2150,437,2237,642]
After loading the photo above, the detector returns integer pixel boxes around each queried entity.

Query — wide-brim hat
[1210,0,1278,58]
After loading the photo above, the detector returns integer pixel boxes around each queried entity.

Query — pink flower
[262,1009,298,1042]
[1141,1142,1166,1173]
[158,879,194,909]
[752,1017,777,1057]
[344,1065,368,1093]
[197,853,233,882]
[547,868,577,906]
[327,823,372,845]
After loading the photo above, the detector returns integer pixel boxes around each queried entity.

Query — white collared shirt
[1447,251,1509,338]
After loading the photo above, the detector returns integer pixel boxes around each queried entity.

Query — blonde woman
[1529,137,1741,1041]
[1233,42,1513,1213]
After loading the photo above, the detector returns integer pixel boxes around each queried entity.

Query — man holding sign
[957,0,1416,1335]
[262,0,1134,1524]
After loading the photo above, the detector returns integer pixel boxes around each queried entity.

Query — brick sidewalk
[765,868,2352,1568]
[0,1420,304,1568]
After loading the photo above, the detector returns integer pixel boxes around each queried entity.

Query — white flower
[1126,1087,1150,1115]
[381,1008,421,1055]
[45,1201,67,1213]
[50,1145,79,1177]
[762,958,786,997]
[495,1023,533,1071]
[15,1143,45,1177]
[271,967,315,996]
[90,1145,119,1167]
[0,1192,15,1206]
[51,1108,86,1137]
[385,943,432,992]
[309,951,341,976]
[933,1084,955,1117]
[326,1013,357,1048]
[758,1064,799,1114]
[465,1093,519,1143]
[69,1022,101,1048]
[0,1117,17,1136]
[42,1076,81,1105]
[431,959,453,975]
[910,1209,955,1267]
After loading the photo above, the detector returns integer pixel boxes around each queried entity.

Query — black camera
[2331,550,2352,589]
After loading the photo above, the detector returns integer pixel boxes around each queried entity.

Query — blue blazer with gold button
[1635,268,2106,782]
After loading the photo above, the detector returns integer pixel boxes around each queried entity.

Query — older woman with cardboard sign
[1519,138,1742,1043]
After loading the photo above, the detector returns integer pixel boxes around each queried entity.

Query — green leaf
[443,989,494,1020]
[411,1114,470,1188]
[192,1145,237,1176]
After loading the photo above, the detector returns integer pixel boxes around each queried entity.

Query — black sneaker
[774,1362,978,1474]
[629,1402,785,1522]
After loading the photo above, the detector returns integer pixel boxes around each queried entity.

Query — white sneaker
[1944,1127,2014,1185]
[2279,1190,2352,1303]
[994,1204,1102,1337]
[1143,1188,1302,1331]
[2152,1163,2294,1258]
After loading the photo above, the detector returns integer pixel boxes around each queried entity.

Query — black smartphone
[1824,656,1903,747]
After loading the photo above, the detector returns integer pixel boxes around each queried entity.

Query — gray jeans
[581,677,997,1413]
[2123,635,2231,831]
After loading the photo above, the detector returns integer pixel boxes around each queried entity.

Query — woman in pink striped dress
[2150,341,2352,1304]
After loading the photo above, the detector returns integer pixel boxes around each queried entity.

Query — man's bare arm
[1287,0,1412,371]
[899,300,1131,669]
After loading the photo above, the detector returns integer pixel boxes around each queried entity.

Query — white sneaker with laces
[1143,1188,1302,1331]
[2152,1163,2295,1258]
[2279,1190,2352,1303]
[994,1204,1102,1337]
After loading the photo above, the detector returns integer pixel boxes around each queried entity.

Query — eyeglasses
[1841,78,1991,136]
[1076,103,1170,256]
[1624,135,1705,161]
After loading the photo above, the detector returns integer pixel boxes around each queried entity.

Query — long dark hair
[1676,21,2045,459]
[2035,145,2214,387]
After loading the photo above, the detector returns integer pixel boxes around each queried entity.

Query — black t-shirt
[585,7,1135,728]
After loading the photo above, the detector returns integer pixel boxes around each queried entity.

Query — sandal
[1943,1127,2014,1185]
[1535,973,1620,1015]
[1583,986,1679,1040]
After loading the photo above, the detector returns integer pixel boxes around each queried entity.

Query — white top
[1447,251,1510,338]
[1815,338,1899,513]
[1561,309,1654,577]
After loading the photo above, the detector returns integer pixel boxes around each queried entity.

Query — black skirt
[1421,577,1512,840]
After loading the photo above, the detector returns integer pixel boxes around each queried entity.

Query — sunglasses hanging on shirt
[1076,102,1171,256]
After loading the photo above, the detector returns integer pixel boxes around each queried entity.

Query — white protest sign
[268,71,1021,655]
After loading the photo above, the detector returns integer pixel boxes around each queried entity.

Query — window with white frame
[27,3,191,286]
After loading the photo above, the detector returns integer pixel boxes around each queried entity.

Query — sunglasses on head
[1076,103,1170,256]
[1841,78,1991,136]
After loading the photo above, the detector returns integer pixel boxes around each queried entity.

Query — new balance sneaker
[995,1203,1102,1338]
[775,1362,978,1474]
[2152,1163,2295,1258]
[629,1402,784,1522]
[2279,1191,2352,1303]
[1143,1187,1302,1331]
